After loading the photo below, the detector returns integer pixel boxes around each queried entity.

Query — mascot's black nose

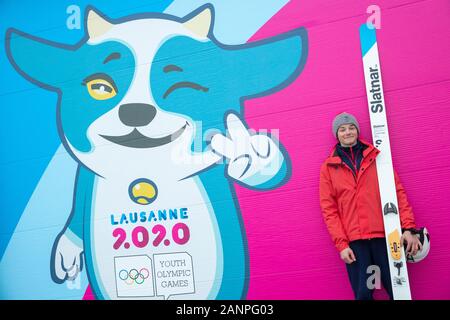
[119,103,157,127]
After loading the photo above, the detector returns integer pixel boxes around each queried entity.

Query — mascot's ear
[86,8,113,40]
[6,28,74,89]
[182,5,213,38]
[229,28,308,98]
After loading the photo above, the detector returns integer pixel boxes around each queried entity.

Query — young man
[319,112,421,300]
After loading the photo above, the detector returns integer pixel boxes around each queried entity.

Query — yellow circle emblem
[128,179,158,205]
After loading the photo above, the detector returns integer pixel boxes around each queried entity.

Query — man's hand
[340,247,356,264]
[401,230,422,257]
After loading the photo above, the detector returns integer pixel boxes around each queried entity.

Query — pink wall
[240,0,450,299]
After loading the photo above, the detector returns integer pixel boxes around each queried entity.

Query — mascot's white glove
[211,112,285,187]
[53,232,84,282]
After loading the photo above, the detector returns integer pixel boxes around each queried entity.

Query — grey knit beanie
[332,112,360,137]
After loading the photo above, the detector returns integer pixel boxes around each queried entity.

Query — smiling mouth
[100,122,188,148]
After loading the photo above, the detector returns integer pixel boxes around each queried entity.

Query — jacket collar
[325,139,380,165]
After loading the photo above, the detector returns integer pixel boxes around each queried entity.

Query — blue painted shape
[74,167,102,298]
[0,146,90,299]
[360,23,377,57]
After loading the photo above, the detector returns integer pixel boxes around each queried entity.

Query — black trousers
[345,238,394,300]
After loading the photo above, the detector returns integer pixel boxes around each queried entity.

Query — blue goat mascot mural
[6,4,307,299]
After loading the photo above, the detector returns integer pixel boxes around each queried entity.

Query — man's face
[337,124,358,147]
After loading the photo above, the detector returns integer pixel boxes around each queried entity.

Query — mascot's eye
[86,79,117,100]
[83,74,118,100]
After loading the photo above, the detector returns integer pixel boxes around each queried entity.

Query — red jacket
[319,139,416,252]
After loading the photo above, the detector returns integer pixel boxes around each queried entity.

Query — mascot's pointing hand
[210,112,285,187]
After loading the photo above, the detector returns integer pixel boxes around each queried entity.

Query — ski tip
[359,23,377,57]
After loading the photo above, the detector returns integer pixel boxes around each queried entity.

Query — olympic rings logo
[118,268,150,285]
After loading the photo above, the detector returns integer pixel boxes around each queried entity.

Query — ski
[359,23,412,300]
